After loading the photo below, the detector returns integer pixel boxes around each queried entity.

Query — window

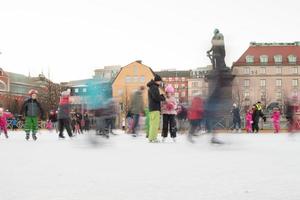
[293,67,298,74]
[244,67,250,75]
[260,79,266,87]
[175,77,179,81]
[181,77,185,81]
[140,76,145,83]
[133,76,139,82]
[288,55,297,64]
[260,55,268,64]
[260,91,266,99]
[244,92,250,99]
[181,92,186,97]
[276,92,282,100]
[162,78,167,81]
[292,79,298,87]
[168,77,173,81]
[192,82,199,87]
[133,66,138,75]
[274,55,282,64]
[244,79,250,87]
[175,92,179,98]
[174,84,178,89]
[246,55,254,63]
[118,89,123,95]
[276,67,282,74]
[82,88,87,93]
[181,84,185,88]
[276,79,282,87]
[0,81,6,91]
[125,76,131,83]
[261,67,266,74]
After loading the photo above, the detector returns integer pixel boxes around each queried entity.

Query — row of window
[246,55,297,64]
[243,66,298,75]
[244,79,299,87]
[162,77,186,82]
[244,91,298,100]
[125,76,145,83]
[73,88,87,93]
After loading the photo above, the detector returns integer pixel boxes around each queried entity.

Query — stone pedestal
[204,68,235,131]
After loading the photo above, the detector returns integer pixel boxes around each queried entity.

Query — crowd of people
[0,74,300,142]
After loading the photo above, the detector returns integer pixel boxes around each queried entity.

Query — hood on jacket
[147,79,159,88]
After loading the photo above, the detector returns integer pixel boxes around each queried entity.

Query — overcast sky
[0,0,299,82]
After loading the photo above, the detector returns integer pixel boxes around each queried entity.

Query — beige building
[232,42,300,111]
[112,60,155,113]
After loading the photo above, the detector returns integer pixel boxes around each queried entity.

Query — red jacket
[188,97,204,120]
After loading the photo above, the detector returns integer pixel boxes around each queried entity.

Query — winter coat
[57,96,71,120]
[245,112,253,123]
[49,113,57,123]
[252,107,265,123]
[147,80,165,112]
[21,98,44,118]
[0,112,12,127]
[272,111,280,123]
[188,96,204,120]
[130,90,144,115]
[161,96,177,115]
[231,107,241,122]
[177,104,187,120]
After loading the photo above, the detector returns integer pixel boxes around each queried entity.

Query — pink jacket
[0,112,12,127]
[161,96,177,115]
[272,111,280,122]
[246,112,252,122]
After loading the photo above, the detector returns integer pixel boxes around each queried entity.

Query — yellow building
[112,60,155,115]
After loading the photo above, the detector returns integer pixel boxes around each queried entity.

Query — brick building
[232,42,300,112]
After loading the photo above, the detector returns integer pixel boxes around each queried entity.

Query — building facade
[94,65,121,81]
[112,60,155,113]
[232,42,300,112]
[188,66,211,102]
[156,70,191,103]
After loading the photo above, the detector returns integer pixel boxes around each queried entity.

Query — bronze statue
[207,29,227,70]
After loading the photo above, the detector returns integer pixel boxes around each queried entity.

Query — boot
[32,134,37,141]
[25,133,30,140]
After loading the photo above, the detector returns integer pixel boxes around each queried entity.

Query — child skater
[161,84,177,142]
[245,108,253,133]
[271,107,281,133]
[0,108,12,138]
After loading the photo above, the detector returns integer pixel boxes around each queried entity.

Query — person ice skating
[48,110,58,132]
[83,112,90,131]
[57,90,73,139]
[144,108,150,138]
[74,110,83,134]
[271,107,281,133]
[231,103,241,133]
[20,89,44,141]
[0,108,12,138]
[161,84,177,142]
[147,74,165,143]
[130,86,145,137]
[11,117,18,131]
[176,101,187,134]
[187,94,204,143]
[245,108,253,133]
[252,102,266,133]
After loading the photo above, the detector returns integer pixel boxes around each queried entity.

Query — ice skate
[172,138,176,143]
[32,135,37,141]
[25,134,30,140]
[211,137,224,144]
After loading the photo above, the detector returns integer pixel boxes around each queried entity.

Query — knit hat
[28,89,38,95]
[154,74,162,82]
[165,84,174,93]
[61,90,70,97]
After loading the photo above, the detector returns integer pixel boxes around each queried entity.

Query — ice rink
[0,130,299,200]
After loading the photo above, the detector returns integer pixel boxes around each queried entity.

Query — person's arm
[149,86,163,103]
[20,101,27,115]
[36,101,44,119]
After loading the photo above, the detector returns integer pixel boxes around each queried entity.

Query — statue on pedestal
[207,29,227,70]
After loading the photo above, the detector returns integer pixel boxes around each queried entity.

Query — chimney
[136,60,142,64]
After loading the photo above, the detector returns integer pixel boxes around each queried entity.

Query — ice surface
[0,130,299,200]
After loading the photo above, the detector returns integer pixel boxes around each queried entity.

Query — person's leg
[65,119,73,137]
[3,126,8,138]
[24,117,32,140]
[132,114,140,135]
[31,117,38,140]
[170,115,177,138]
[162,114,168,138]
[148,111,160,142]
[58,119,65,137]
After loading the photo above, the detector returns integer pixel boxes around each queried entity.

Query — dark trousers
[162,114,177,138]
[58,119,73,137]
[233,119,241,130]
[132,114,140,134]
[189,119,202,136]
[252,121,259,133]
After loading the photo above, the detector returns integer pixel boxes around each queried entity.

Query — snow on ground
[0,130,300,200]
